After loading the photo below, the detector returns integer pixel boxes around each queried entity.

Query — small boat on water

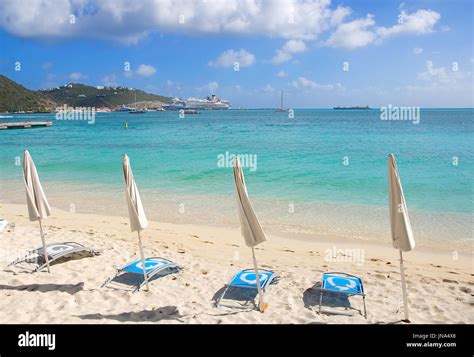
[183,109,200,115]
[129,92,147,114]
[333,106,370,110]
[275,91,288,112]
[129,109,147,114]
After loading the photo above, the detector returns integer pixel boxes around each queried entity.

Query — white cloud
[0,0,351,44]
[68,72,87,81]
[283,39,307,52]
[0,0,444,59]
[208,49,256,68]
[441,25,451,32]
[418,60,465,85]
[292,76,344,91]
[101,74,118,86]
[197,81,219,93]
[136,64,156,77]
[208,81,219,92]
[272,52,292,65]
[292,76,317,89]
[326,9,440,50]
[271,39,307,64]
[165,79,182,91]
[413,47,423,55]
[418,61,449,83]
[262,84,275,93]
[393,60,473,106]
[376,10,440,39]
[124,64,156,78]
[326,15,376,50]
[276,70,288,77]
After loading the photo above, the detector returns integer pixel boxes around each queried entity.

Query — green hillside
[0,75,170,113]
[0,75,56,112]
[43,83,170,108]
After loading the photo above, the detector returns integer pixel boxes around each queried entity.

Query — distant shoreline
[1,107,473,115]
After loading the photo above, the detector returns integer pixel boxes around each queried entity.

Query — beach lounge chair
[102,257,180,292]
[8,241,101,272]
[215,268,278,308]
[317,271,367,318]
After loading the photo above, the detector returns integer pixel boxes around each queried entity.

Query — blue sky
[0,0,472,108]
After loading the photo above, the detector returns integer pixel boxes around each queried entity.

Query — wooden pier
[0,121,53,130]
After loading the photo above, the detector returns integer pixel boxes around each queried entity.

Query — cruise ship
[163,95,231,111]
[162,97,185,110]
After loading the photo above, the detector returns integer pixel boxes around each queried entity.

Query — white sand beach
[0,202,472,324]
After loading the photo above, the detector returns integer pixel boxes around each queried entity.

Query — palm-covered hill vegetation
[0,75,170,113]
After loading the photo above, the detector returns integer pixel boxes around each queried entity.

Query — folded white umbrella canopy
[123,154,150,291]
[388,154,416,321]
[233,157,267,312]
[22,149,52,272]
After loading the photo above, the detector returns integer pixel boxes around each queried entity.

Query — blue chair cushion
[229,270,274,289]
[322,273,363,295]
[121,258,172,274]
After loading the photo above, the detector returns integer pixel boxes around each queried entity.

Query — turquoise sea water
[0,109,472,249]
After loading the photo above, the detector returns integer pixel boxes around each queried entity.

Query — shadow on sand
[211,285,258,311]
[303,282,362,316]
[0,282,84,294]
[76,306,184,322]
[103,269,178,292]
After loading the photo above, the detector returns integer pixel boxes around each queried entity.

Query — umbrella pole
[38,219,50,273]
[399,250,409,321]
[137,231,150,291]
[251,247,265,312]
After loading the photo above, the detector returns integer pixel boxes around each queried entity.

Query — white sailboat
[275,91,288,112]
[129,92,147,114]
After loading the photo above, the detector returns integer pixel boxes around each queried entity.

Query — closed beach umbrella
[233,157,267,312]
[22,149,52,272]
[388,154,415,321]
[123,154,150,291]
